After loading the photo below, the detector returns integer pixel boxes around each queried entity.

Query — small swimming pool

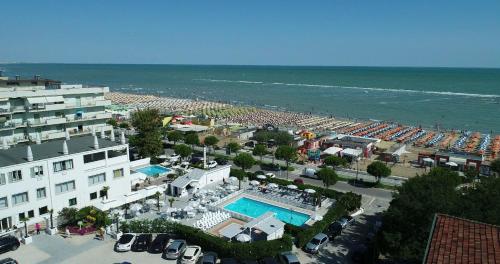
[224,197,310,226]
[135,165,171,177]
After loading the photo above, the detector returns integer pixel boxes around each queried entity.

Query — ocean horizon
[2,63,499,133]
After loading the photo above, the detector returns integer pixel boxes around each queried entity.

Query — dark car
[293,178,304,185]
[259,257,279,264]
[0,236,20,254]
[327,221,343,239]
[221,258,239,264]
[337,215,355,229]
[190,157,204,164]
[202,252,218,264]
[148,234,170,254]
[277,252,300,264]
[131,233,152,252]
[0,258,18,264]
[214,157,228,165]
[241,260,258,264]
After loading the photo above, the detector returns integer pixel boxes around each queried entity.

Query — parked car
[131,233,152,252]
[327,221,343,239]
[259,256,279,264]
[293,178,304,185]
[221,258,239,264]
[214,157,228,165]
[265,172,275,178]
[164,239,187,260]
[207,160,218,169]
[0,258,18,264]
[201,252,218,264]
[277,252,300,264]
[303,233,329,254]
[0,236,20,254]
[337,215,355,229]
[148,234,170,254]
[115,233,137,252]
[302,168,317,178]
[181,245,202,264]
[190,157,204,164]
[241,260,259,264]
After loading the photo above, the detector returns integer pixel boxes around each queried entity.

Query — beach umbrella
[256,175,267,180]
[268,183,278,189]
[250,180,260,186]
[130,203,142,211]
[445,161,458,167]
[304,189,316,194]
[229,176,238,182]
[286,184,298,190]
[236,233,251,242]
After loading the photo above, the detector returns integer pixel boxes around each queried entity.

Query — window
[8,170,22,183]
[0,197,7,209]
[30,166,44,178]
[113,168,124,178]
[69,198,77,206]
[53,159,74,172]
[12,192,29,205]
[107,148,127,158]
[55,180,75,195]
[83,152,105,163]
[88,173,106,186]
[18,212,25,220]
[28,210,34,218]
[90,192,98,200]
[0,173,6,185]
[39,206,48,215]
[36,188,47,199]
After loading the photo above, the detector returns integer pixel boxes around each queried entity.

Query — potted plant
[20,217,33,244]
[47,209,58,235]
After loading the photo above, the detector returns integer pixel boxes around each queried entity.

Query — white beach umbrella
[268,183,278,189]
[256,175,267,180]
[287,184,298,190]
[236,233,251,242]
[304,188,316,194]
[250,180,260,186]
[184,206,194,212]
[130,203,142,211]
[145,199,156,205]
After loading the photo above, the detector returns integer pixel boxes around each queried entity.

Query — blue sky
[1,1,499,67]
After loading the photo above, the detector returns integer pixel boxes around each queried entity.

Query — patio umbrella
[268,183,278,189]
[256,175,267,180]
[145,199,156,205]
[184,206,194,211]
[250,180,260,186]
[445,161,458,167]
[304,189,316,194]
[287,184,298,190]
[130,203,142,211]
[229,176,238,182]
[236,233,251,242]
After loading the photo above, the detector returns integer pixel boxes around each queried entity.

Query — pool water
[136,165,171,177]
[224,197,310,226]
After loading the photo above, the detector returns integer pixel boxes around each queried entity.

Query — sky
[1,1,499,67]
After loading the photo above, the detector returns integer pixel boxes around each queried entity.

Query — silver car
[304,233,329,254]
[164,239,187,259]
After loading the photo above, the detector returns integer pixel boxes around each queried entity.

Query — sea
[1,63,499,133]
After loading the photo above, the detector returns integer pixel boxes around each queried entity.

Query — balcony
[66,112,111,123]
[41,131,66,140]
[95,100,111,107]
[28,117,66,127]
[0,121,27,130]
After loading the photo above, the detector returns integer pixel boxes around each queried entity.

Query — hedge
[120,218,292,260]
[296,204,347,247]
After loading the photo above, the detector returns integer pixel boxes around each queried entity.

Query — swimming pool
[135,165,171,177]
[224,197,310,226]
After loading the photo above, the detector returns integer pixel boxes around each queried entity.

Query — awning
[219,223,244,239]
[323,146,343,156]
[46,96,64,103]
[341,148,363,157]
[27,97,47,104]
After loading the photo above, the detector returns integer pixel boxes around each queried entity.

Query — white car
[207,160,218,169]
[265,172,276,178]
[181,245,202,264]
[115,233,136,252]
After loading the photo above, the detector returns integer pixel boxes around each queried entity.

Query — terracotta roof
[424,213,500,264]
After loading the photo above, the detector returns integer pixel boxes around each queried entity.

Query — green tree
[464,167,479,183]
[233,153,256,172]
[153,191,162,211]
[167,130,184,145]
[119,122,130,129]
[184,133,200,151]
[204,135,219,154]
[231,169,247,190]
[490,158,500,177]
[122,203,130,218]
[130,109,163,158]
[174,144,192,161]
[252,144,268,162]
[275,145,297,179]
[367,161,391,182]
[317,167,338,188]
[323,155,348,167]
[106,119,118,128]
[20,216,30,238]
[337,192,361,212]
[168,197,176,207]
[227,142,240,154]
[253,131,270,144]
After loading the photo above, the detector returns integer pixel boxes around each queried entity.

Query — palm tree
[168,197,176,207]
[153,191,162,211]
[49,209,55,229]
[122,204,130,218]
[20,216,29,238]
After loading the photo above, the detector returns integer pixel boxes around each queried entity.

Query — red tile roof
[424,214,500,264]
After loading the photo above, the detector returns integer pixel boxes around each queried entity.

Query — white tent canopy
[286,184,298,190]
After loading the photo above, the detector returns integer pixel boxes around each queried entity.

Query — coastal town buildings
[0,76,112,146]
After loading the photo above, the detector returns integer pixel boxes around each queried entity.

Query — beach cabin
[169,165,231,197]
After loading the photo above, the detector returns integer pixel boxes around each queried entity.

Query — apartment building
[0,76,112,146]
[0,134,133,234]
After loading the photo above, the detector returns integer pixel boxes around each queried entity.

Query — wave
[194,78,500,98]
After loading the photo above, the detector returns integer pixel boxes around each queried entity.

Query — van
[302,168,318,179]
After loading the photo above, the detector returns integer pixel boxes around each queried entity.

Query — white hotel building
[0,76,113,146]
